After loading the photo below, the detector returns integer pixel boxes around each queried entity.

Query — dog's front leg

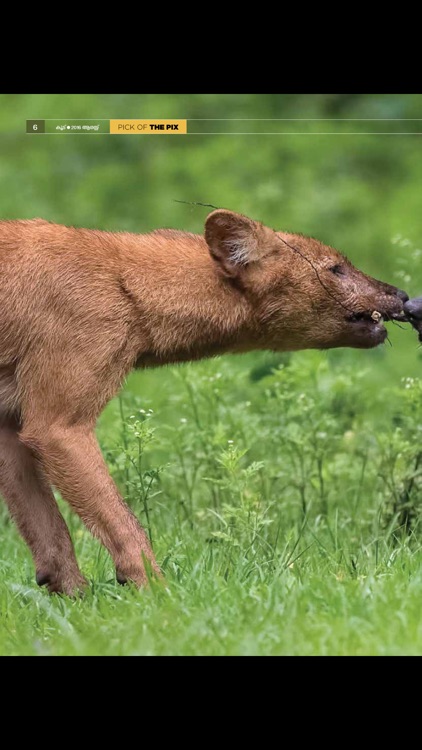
[20,423,160,587]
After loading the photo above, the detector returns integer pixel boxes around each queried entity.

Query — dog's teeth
[371,310,382,322]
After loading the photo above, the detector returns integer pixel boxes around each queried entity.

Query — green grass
[1,339,422,656]
[1,542,420,656]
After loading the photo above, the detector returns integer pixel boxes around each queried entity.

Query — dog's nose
[404,296,422,320]
[396,288,409,303]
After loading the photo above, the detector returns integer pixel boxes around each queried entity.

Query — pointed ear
[205,210,274,278]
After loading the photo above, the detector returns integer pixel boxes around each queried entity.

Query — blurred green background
[1,93,421,395]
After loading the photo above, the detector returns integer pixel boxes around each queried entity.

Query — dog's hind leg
[0,421,86,595]
[0,374,86,594]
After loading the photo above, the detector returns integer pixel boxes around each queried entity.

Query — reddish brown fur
[0,211,406,593]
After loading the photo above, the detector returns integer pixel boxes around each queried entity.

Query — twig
[174,200,220,210]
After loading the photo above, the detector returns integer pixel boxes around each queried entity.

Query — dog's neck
[118,230,257,367]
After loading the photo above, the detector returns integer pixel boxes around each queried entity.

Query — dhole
[0,210,408,594]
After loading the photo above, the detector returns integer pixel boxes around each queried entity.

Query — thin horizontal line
[34,118,422,121]
[188,118,422,121]
[188,132,422,135]
[25,132,422,136]
[32,119,105,121]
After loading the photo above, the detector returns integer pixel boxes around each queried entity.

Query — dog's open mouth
[348,309,407,325]
[345,308,408,346]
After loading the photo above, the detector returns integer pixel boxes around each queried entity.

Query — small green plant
[204,443,270,579]
[103,399,164,545]
[377,377,422,533]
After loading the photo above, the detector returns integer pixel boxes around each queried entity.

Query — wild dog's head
[205,210,408,351]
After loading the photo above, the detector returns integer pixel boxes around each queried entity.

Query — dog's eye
[329,264,344,276]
